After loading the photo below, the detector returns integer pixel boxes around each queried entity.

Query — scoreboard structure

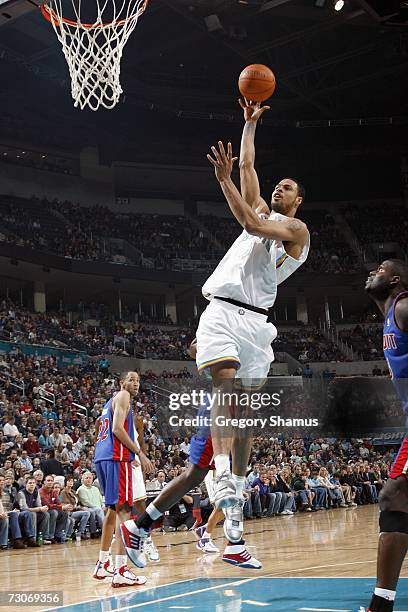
[0,0,42,27]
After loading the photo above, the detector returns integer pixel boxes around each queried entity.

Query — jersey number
[97,418,109,444]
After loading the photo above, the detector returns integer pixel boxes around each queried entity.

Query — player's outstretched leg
[120,464,209,567]
[210,364,240,510]
[365,472,408,611]
[133,466,160,563]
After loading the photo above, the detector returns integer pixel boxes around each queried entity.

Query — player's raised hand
[207,141,238,183]
[238,98,270,123]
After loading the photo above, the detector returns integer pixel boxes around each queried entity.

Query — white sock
[115,555,127,569]
[232,474,245,498]
[203,530,211,539]
[214,454,230,477]
[374,587,396,601]
[99,550,110,563]
[146,503,162,520]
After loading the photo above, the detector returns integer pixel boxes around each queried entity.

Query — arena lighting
[334,0,345,10]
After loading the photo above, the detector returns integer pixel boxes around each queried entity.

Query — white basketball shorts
[132,461,147,502]
[196,299,277,382]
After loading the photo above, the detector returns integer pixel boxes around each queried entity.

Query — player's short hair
[388,259,408,289]
[287,178,306,201]
[118,370,138,384]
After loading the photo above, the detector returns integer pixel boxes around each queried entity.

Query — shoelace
[217,470,233,484]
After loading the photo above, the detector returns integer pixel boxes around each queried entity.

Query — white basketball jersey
[202,212,309,310]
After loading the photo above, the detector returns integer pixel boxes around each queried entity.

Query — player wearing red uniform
[363,260,408,612]
[93,371,152,588]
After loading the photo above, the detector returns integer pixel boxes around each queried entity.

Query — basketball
[238,64,276,103]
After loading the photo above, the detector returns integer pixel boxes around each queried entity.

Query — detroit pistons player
[364,259,408,612]
[93,371,151,587]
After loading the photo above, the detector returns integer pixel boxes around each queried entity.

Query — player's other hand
[187,338,197,360]
[207,141,238,183]
[238,98,270,123]
[139,451,154,475]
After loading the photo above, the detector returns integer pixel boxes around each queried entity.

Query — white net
[42,0,148,111]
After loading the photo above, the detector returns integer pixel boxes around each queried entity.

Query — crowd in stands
[0,299,193,359]
[0,326,400,550]
[0,364,394,548]
[338,324,383,361]
[0,197,114,263]
[0,194,369,274]
[343,202,408,253]
[1,298,369,363]
[274,327,347,363]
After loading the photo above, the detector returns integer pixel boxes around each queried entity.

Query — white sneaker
[223,498,244,544]
[145,536,160,562]
[196,536,219,554]
[214,470,239,510]
[280,509,294,515]
[111,565,147,588]
[93,558,114,580]
[119,520,148,568]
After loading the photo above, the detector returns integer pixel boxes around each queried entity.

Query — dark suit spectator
[0,474,36,548]
[41,449,65,477]
[163,493,194,532]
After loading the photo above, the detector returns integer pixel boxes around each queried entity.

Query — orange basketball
[238,64,276,103]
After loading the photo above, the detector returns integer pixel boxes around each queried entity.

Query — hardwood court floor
[1,505,407,611]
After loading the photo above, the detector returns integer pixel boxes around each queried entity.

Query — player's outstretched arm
[208,141,308,247]
[238,98,270,215]
[112,390,140,455]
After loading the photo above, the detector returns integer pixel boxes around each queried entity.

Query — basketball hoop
[41,0,149,111]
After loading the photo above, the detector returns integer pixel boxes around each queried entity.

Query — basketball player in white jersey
[199,99,310,540]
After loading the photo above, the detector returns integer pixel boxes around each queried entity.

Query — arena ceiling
[0,0,407,196]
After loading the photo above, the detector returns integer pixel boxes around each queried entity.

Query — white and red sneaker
[93,558,114,580]
[222,542,262,569]
[111,565,147,588]
[119,520,148,568]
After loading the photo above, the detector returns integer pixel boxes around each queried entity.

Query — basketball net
[41,0,149,111]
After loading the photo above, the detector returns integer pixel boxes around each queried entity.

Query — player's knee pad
[379,510,408,534]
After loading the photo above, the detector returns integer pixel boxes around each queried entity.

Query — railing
[72,402,88,419]
[319,321,356,361]
[0,370,25,397]
[38,387,56,407]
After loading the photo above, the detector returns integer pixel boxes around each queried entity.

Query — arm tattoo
[286,219,305,232]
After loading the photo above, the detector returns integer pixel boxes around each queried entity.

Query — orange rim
[41,0,149,29]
